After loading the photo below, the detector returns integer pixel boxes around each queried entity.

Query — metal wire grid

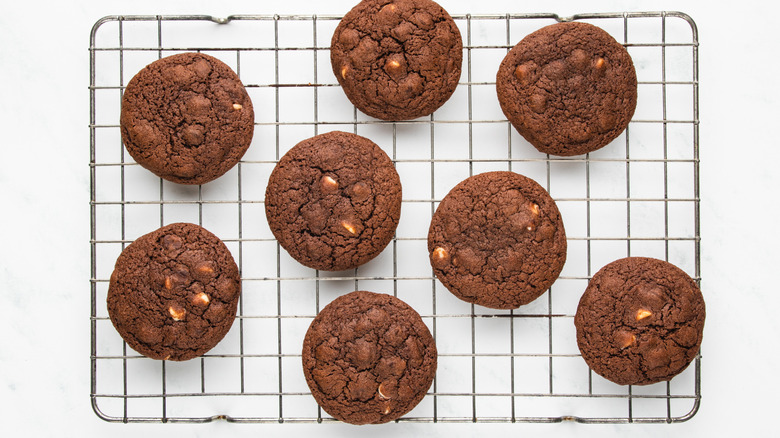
[90,11,700,424]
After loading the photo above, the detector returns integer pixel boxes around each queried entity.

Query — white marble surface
[1,0,778,436]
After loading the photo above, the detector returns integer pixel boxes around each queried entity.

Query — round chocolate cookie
[574,257,705,385]
[107,223,241,361]
[428,171,566,309]
[265,131,402,271]
[496,22,637,156]
[331,0,463,120]
[302,291,437,424]
[120,52,254,184]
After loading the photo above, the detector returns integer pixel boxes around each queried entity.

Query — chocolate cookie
[120,53,254,184]
[107,223,241,361]
[496,22,637,156]
[302,291,437,424]
[574,257,705,385]
[428,171,566,309]
[265,131,402,271]
[331,0,463,120]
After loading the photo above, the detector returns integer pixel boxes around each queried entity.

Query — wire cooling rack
[90,11,700,424]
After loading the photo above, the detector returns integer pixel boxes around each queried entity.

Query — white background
[1,0,778,436]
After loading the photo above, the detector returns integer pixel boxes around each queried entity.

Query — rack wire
[90,11,700,424]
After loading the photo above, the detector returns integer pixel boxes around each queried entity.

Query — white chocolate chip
[378,382,391,400]
[615,330,636,349]
[168,306,186,321]
[381,3,397,14]
[433,247,448,260]
[515,65,528,82]
[321,175,338,192]
[193,292,210,306]
[636,309,652,321]
[196,262,215,275]
[342,221,357,235]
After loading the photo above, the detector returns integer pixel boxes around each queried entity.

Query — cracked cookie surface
[302,291,436,424]
[265,131,401,271]
[496,22,637,156]
[120,53,254,184]
[107,223,240,361]
[574,257,705,385]
[428,171,567,309]
[331,0,462,120]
